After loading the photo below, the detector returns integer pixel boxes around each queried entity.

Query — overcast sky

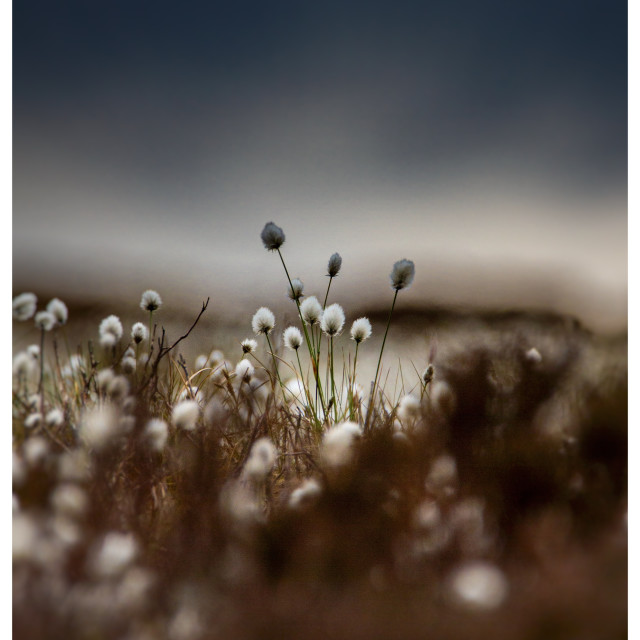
[13,0,627,329]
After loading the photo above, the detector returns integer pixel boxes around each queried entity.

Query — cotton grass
[13,293,37,321]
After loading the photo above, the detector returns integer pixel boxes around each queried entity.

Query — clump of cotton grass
[172,400,200,431]
[144,418,169,452]
[13,292,38,321]
[260,221,285,251]
[287,278,304,301]
[140,290,162,312]
[327,252,342,278]
[241,338,258,355]
[300,296,323,327]
[46,298,68,325]
[99,315,123,349]
[366,258,416,430]
[242,437,278,484]
[131,322,148,345]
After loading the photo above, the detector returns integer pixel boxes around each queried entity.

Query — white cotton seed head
[525,347,543,365]
[350,317,372,344]
[289,478,322,509]
[144,419,169,452]
[90,532,138,579]
[96,368,115,392]
[446,562,509,611]
[235,359,254,382]
[24,413,43,430]
[283,326,303,351]
[208,349,225,367]
[327,252,342,277]
[321,303,345,337]
[283,377,306,404]
[430,380,456,417]
[46,408,64,428]
[107,375,130,400]
[252,307,275,335]
[194,354,208,370]
[26,344,40,358]
[13,292,38,321]
[397,394,421,422]
[172,400,200,431]
[300,296,323,326]
[260,221,285,250]
[243,437,277,482]
[131,322,149,344]
[13,352,36,379]
[390,259,416,290]
[24,436,49,466]
[241,338,258,355]
[121,357,136,375]
[80,406,120,451]
[51,483,88,518]
[321,422,361,468]
[288,278,304,301]
[427,454,458,489]
[99,315,123,342]
[35,311,56,332]
[46,298,68,325]
[140,289,162,312]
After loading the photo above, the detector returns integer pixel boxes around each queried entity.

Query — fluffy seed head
[321,303,345,337]
[90,532,138,579]
[172,400,200,431]
[283,326,303,351]
[80,406,119,451]
[397,394,421,422]
[525,347,543,365]
[300,296,323,326]
[13,293,37,321]
[350,317,372,344]
[46,298,68,325]
[235,358,254,382]
[288,278,304,301]
[289,478,322,509]
[251,307,275,335]
[24,413,43,429]
[99,315,123,342]
[140,290,162,312]
[121,357,136,374]
[243,437,277,482]
[144,418,169,452]
[327,252,342,277]
[35,311,56,332]
[46,408,64,428]
[390,259,416,290]
[51,484,88,518]
[131,322,149,344]
[321,422,361,468]
[446,562,508,611]
[13,352,36,379]
[241,338,257,354]
[260,221,285,250]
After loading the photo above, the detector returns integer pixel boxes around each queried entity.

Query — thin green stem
[38,328,45,409]
[330,336,338,422]
[265,333,286,395]
[295,349,318,426]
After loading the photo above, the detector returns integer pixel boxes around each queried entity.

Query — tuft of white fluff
[90,532,138,579]
[446,561,509,611]
[99,315,123,342]
[24,413,43,430]
[51,483,88,518]
[327,252,342,277]
[350,317,372,344]
[242,437,277,482]
[172,400,200,431]
[397,394,421,423]
[300,296,323,326]
[525,347,543,365]
[235,358,254,382]
[140,290,162,312]
[251,307,275,335]
[121,357,136,375]
[289,478,322,509]
[283,326,303,351]
[241,338,258,354]
[46,298,68,325]
[320,421,362,468]
[13,352,36,379]
[390,259,416,290]
[96,368,115,392]
[260,221,285,250]
[131,322,149,344]
[23,436,49,466]
[287,278,304,301]
[321,303,345,337]
[13,293,38,321]
[46,408,65,428]
[80,406,120,451]
[430,380,456,417]
[144,418,169,452]
[34,311,56,332]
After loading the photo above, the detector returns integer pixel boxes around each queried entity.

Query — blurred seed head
[90,532,138,579]
[80,406,120,451]
[445,561,508,611]
[235,358,255,382]
[131,322,149,344]
[288,278,304,301]
[51,483,89,519]
[390,259,416,290]
[260,221,285,251]
[144,418,169,452]
[13,292,37,321]
[35,311,56,332]
[99,315,123,342]
[172,400,200,431]
[46,298,68,325]
[243,437,277,482]
[289,478,323,509]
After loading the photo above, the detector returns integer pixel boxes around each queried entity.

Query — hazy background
[13,0,627,331]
